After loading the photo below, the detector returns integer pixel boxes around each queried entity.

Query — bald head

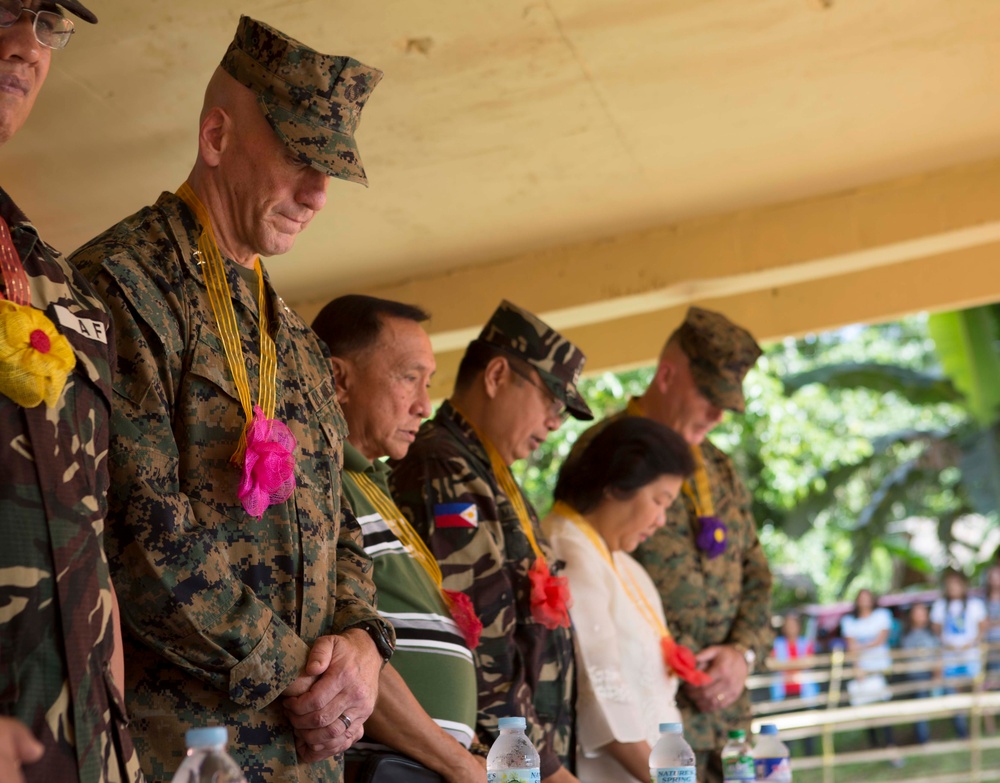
[198,67,262,153]
[183,65,329,268]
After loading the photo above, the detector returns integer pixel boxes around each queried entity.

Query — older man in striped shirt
[312,294,485,783]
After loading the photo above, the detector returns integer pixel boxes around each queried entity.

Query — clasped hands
[281,627,383,763]
[682,644,750,713]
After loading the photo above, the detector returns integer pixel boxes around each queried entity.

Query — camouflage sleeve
[723,463,774,662]
[391,452,564,777]
[79,251,311,711]
[331,489,395,650]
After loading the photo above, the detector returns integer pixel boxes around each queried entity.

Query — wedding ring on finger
[339,713,352,731]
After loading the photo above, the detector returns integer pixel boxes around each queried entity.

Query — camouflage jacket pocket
[189,324,242,402]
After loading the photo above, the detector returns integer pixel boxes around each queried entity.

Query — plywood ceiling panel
[4,0,1000,306]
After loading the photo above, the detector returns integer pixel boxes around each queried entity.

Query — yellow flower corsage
[0,300,76,408]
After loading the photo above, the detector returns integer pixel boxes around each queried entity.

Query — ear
[329,356,351,406]
[652,357,676,395]
[482,355,509,400]
[198,107,229,168]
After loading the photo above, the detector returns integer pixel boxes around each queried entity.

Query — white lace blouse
[543,512,681,783]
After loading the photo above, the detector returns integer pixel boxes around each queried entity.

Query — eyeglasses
[509,362,568,422]
[0,0,75,50]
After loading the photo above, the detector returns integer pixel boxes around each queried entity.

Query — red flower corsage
[661,636,712,686]
[528,558,572,629]
[444,589,483,649]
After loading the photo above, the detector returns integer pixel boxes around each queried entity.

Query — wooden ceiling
[7,0,1000,382]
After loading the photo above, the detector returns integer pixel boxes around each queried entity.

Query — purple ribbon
[696,516,727,559]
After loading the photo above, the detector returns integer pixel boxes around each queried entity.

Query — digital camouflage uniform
[0,188,142,783]
[68,17,387,783]
[389,301,592,779]
[70,190,392,783]
[571,307,771,780]
[221,15,383,185]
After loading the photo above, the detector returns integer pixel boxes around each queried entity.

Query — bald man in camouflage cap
[571,306,771,783]
[390,300,590,783]
[70,16,391,783]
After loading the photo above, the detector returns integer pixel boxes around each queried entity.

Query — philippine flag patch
[434,503,479,529]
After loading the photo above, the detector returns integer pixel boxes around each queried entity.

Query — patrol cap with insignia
[51,0,97,23]
[474,300,593,421]
[220,16,383,186]
[673,306,762,413]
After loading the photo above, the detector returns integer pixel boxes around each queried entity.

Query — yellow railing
[747,642,1000,783]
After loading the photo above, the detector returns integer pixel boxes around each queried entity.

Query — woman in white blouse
[543,417,695,783]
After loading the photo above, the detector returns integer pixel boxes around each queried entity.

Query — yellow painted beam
[294,157,1000,353]
[418,240,1000,400]
[290,156,1000,400]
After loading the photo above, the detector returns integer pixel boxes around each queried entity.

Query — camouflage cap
[220,16,383,186]
[475,300,593,421]
[52,0,97,23]
[674,306,761,413]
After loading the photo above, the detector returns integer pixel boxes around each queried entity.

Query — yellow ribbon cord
[347,470,447,590]
[626,397,713,518]
[682,444,715,518]
[451,401,547,565]
[176,183,277,463]
[554,500,675,642]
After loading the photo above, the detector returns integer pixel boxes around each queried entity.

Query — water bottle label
[487,771,541,783]
[754,757,792,782]
[722,755,754,781]
[652,767,697,782]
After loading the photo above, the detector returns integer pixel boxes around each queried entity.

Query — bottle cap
[728,729,746,740]
[659,722,684,734]
[185,726,229,749]
[760,724,778,735]
[498,717,527,730]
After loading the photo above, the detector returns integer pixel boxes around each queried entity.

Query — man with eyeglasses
[390,300,591,783]
[0,3,143,783]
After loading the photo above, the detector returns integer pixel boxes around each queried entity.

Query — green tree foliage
[513,313,993,609]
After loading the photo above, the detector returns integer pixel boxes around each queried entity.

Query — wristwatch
[732,643,756,674]
[350,619,395,669]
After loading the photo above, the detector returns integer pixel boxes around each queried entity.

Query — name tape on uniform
[54,305,108,344]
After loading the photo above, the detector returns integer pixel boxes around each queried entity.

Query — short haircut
[554,417,694,514]
[453,339,506,392]
[311,294,429,358]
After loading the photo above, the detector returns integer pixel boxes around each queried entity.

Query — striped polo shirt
[342,442,478,748]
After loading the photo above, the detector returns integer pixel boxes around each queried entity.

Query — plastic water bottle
[753,724,791,782]
[649,722,696,782]
[486,717,541,783]
[721,729,754,782]
[170,726,247,783]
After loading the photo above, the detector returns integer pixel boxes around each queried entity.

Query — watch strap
[351,619,395,668]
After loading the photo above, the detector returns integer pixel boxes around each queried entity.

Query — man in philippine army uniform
[0,2,142,782]
[390,299,593,783]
